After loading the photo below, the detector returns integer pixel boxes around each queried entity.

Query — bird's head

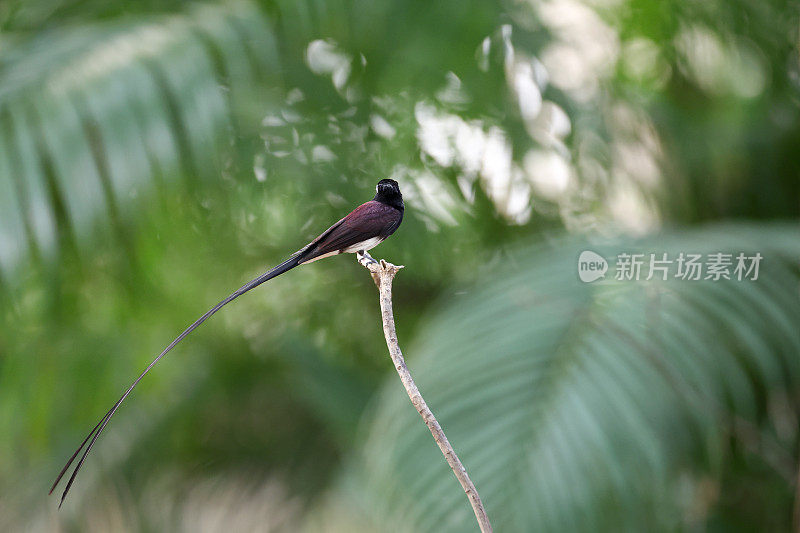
[374,179,404,210]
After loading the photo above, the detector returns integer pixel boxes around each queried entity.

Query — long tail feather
[49,414,104,494]
[51,255,301,505]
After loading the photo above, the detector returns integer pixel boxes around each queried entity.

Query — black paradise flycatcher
[50,179,404,506]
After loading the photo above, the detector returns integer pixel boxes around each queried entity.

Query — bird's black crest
[374,179,403,210]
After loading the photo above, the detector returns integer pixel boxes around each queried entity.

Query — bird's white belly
[301,236,385,264]
[342,236,384,253]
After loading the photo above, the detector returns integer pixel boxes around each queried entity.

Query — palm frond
[0,2,279,280]
[345,224,800,531]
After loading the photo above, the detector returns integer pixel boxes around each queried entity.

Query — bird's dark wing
[299,201,402,262]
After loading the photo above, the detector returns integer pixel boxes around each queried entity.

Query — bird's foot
[357,250,379,267]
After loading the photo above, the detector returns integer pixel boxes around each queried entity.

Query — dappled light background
[0,0,798,531]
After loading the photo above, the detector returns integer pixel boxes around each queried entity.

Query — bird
[50,178,404,507]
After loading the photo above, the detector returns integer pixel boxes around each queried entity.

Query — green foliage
[0,0,798,530]
[347,225,800,531]
[0,2,280,279]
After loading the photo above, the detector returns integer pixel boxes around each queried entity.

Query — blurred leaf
[0,1,280,281]
[344,224,800,532]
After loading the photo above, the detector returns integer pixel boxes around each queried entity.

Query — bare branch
[357,251,493,533]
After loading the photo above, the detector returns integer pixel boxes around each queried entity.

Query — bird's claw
[357,250,379,267]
